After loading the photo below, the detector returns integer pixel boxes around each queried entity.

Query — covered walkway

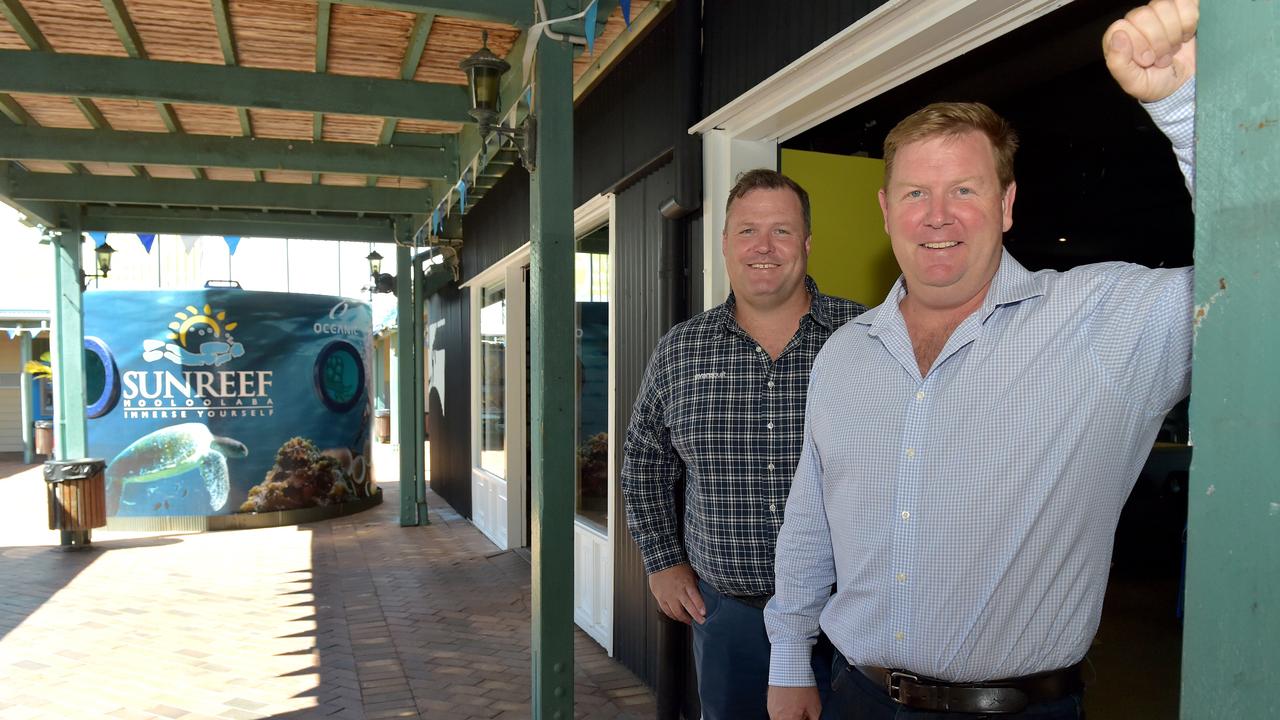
[0,452,654,720]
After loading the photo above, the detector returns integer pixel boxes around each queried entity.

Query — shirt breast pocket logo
[692,371,727,381]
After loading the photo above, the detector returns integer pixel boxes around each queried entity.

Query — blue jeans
[692,579,833,720]
[821,650,1084,720]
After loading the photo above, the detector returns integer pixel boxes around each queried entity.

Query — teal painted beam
[528,30,575,720]
[412,260,429,523]
[210,0,237,64]
[333,0,530,26]
[50,221,87,460]
[0,124,454,178]
[1181,3,1280,719]
[80,206,396,242]
[100,0,147,57]
[0,50,474,124]
[8,172,433,214]
[395,238,420,526]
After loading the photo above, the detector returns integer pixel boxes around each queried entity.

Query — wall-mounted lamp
[460,31,536,171]
[80,242,116,291]
[366,250,396,293]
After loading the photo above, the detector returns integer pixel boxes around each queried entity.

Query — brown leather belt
[855,663,1084,715]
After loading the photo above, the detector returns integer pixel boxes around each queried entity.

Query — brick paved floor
[0,453,655,720]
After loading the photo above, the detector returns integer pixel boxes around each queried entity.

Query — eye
[906,190,924,199]
[956,187,973,196]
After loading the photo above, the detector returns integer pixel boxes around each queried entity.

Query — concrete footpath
[0,453,655,720]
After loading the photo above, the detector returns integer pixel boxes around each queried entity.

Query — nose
[924,197,954,229]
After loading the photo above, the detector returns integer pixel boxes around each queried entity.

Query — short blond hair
[883,102,1019,190]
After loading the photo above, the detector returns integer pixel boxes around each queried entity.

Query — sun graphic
[167,304,239,349]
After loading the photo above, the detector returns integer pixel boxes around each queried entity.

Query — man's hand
[648,564,706,624]
[1103,0,1197,102]
[768,685,822,720]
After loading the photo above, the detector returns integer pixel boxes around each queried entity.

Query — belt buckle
[887,670,920,703]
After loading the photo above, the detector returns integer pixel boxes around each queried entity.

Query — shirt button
[767,463,775,471]
[905,448,916,458]
[900,511,910,521]
[915,391,925,401]
[755,345,762,353]
[896,572,907,583]
[769,503,777,512]
[768,381,775,388]
[766,422,774,430]
[895,631,905,641]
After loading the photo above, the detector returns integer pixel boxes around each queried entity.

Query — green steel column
[529,28,575,720]
[413,261,429,523]
[51,218,87,461]
[20,331,33,464]
[395,236,420,526]
[1182,4,1280,718]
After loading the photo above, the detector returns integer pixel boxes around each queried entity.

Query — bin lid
[43,458,107,482]
[33,420,53,429]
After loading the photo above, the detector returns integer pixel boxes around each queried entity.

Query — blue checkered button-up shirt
[767,83,1198,686]
[622,277,865,597]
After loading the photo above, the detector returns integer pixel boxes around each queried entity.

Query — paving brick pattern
[0,455,655,720]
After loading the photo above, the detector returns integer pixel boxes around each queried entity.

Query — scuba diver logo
[143,303,245,367]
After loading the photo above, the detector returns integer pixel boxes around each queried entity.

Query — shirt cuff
[768,641,817,687]
[1142,77,1195,149]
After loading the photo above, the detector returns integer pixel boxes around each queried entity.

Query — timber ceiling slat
[327,3,416,79]
[122,0,223,65]
[262,170,312,185]
[375,176,429,189]
[396,119,463,134]
[9,93,92,128]
[170,103,242,136]
[0,2,40,49]
[319,173,366,187]
[205,167,257,182]
[18,159,73,173]
[229,0,316,72]
[414,16,518,86]
[321,114,383,145]
[19,0,125,56]
[144,164,198,180]
[93,98,168,132]
[246,109,312,141]
[80,161,133,176]
[0,14,26,49]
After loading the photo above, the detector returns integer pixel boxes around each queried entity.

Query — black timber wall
[427,282,471,515]
[701,0,889,116]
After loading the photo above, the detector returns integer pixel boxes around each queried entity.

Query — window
[575,225,609,528]
[479,282,507,478]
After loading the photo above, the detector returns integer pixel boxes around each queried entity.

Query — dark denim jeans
[691,579,833,720]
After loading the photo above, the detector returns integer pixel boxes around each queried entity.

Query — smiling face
[722,187,812,312]
[879,130,1016,313]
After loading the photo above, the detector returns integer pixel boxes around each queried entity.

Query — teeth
[923,242,958,249]
[749,263,778,269]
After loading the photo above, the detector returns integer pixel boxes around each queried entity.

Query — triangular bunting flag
[224,235,241,255]
[138,233,156,253]
[585,0,598,55]
[5,328,16,340]
[431,208,440,237]
[621,0,631,28]
[88,231,107,247]
[458,179,468,214]
[28,327,43,337]
[181,235,198,254]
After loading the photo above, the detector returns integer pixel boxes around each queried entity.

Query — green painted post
[20,330,33,464]
[413,259,429,523]
[50,219,87,461]
[529,28,575,720]
[395,237,420,526]
[1181,4,1280,718]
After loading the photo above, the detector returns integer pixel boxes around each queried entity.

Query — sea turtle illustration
[105,423,248,514]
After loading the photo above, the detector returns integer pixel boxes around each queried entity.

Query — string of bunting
[87,234,243,254]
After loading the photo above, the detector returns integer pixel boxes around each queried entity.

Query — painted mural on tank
[84,289,376,518]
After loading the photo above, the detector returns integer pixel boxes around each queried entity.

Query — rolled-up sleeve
[766,389,836,687]
[621,342,687,575]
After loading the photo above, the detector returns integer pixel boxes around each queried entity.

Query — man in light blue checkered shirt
[766,1,1200,718]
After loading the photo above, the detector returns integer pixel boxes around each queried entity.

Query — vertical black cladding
[700,0,890,116]
[426,283,471,517]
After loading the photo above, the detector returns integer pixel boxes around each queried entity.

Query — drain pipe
[655,3,702,718]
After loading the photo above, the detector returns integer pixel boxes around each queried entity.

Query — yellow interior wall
[781,149,900,306]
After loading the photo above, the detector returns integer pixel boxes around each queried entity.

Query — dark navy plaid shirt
[622,277,866,597]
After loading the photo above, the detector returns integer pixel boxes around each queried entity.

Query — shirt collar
[719,275,831,333]
[857,249,1046,335]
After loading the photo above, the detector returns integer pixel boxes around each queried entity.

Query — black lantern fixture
[366,249,395,293]
[80,242,115,290]
[459,31,535,170]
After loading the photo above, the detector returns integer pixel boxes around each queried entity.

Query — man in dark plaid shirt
[622,169,866,719]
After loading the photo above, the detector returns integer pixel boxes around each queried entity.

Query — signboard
[85,290,375,518]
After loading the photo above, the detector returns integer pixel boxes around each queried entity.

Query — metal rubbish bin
[34,420,54,456]
[374,409,391,443]
[44,458,107,549]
